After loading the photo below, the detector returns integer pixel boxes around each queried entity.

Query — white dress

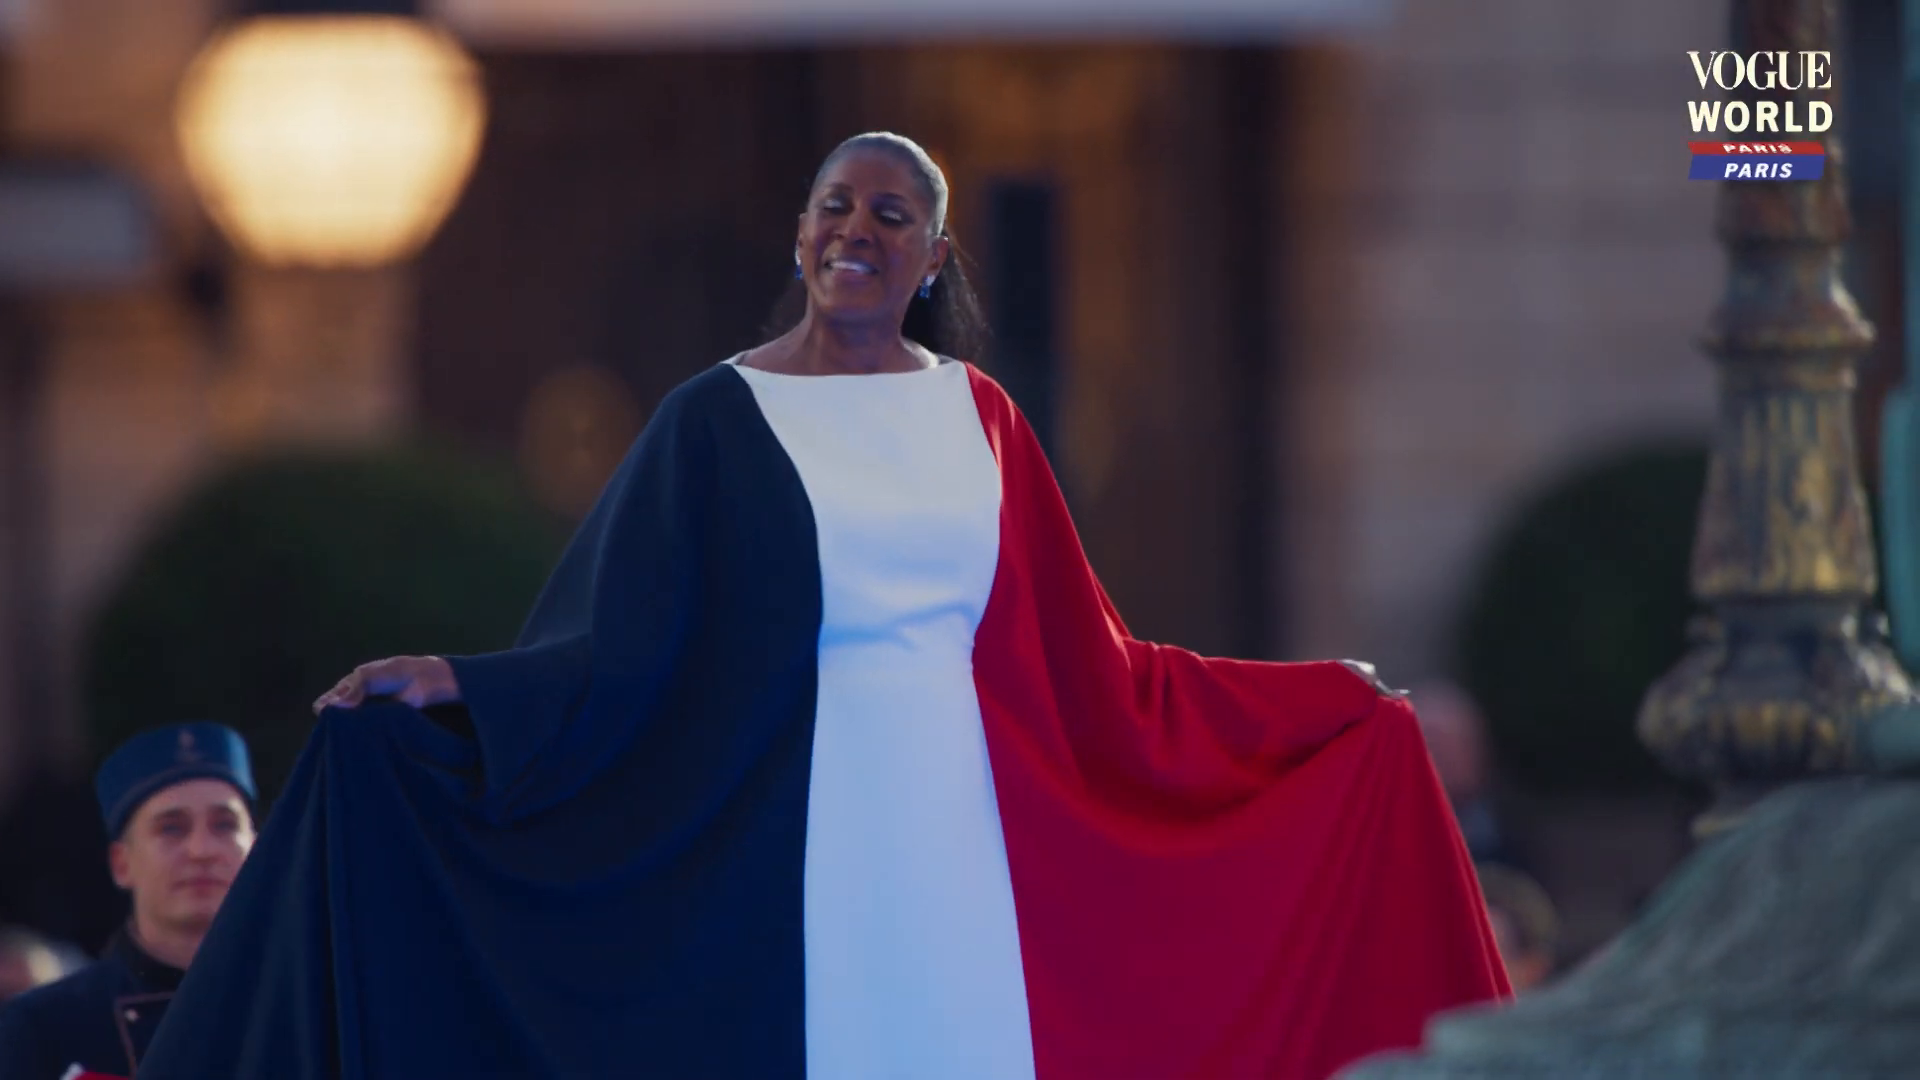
[729,358,1038,1080]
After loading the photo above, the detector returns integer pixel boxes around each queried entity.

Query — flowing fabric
[964,371,1508,1078]
[139,362,1504,1080]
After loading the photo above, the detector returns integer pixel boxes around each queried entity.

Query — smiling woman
[145,131,1506,1080]
[759,132,990,369]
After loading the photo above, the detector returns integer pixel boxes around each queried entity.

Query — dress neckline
[725,352,958,379]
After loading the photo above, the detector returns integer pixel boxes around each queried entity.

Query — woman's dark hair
[762,132,990,361]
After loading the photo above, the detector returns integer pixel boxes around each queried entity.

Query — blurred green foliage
[81,445,568,807]
[1452,440,1709,795]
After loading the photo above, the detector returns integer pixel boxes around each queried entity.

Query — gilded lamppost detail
[1638,0,1917,830]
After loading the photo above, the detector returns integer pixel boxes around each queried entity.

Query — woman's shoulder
[948,360,1018,414]
[651,357,759,418]
[607,362,760,466]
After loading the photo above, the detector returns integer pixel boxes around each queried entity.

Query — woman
[141,133,1506,1080]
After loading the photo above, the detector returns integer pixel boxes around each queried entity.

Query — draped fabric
[963,371,1508,1078]
[140,361,1504,1080]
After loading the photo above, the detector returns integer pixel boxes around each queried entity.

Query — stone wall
[1279,0,1722,681]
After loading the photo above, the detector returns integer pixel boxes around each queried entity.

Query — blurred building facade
[2,0,1839,956]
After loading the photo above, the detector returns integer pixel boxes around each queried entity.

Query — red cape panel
[965,367,1508,1079]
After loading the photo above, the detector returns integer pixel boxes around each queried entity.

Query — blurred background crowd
[0,0,1905,1007]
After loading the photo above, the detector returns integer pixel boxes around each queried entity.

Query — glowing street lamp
[174,7,487,268]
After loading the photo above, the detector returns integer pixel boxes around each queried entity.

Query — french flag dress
[141,358,1506,1080]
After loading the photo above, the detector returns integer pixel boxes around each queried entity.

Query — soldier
[0,723,257,1079]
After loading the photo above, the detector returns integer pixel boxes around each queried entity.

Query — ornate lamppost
[176,2,486,268]
[1633,0,1916,835]
[173,0,486,443]
[1344,0,1920,1075]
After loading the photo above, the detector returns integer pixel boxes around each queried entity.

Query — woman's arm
[400,377,710,822]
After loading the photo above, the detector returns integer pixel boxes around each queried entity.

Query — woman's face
[797,148,948,329]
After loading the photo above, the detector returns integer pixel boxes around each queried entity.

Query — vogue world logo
[1685,50,1832,181]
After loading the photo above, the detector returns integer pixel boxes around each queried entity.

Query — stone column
[207,264,414,449]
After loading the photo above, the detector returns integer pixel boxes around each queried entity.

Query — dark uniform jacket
[0,930,183,1079]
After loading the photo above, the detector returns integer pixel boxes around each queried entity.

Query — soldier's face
[110,779,257,932]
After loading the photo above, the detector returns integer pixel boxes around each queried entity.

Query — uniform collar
[109,925,187,993]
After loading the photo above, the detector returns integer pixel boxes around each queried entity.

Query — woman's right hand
[312,656,462,715]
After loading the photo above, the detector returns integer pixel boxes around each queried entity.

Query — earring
[918,276,934,299]
[794,254,804,280]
